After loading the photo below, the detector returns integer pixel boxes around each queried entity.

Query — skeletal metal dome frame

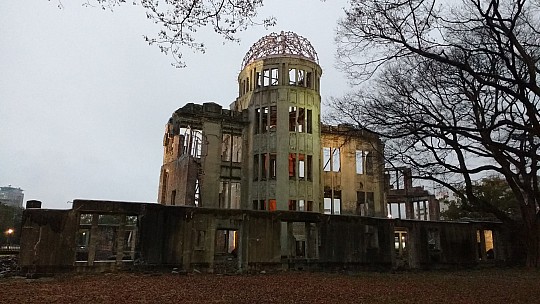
[241,31,319,69]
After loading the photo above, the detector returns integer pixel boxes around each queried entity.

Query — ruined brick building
[158,31,387,218]
[19,32,511,274]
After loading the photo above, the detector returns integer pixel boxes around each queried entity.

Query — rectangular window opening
[297,107,305,133]
[261,107,269,133]
[306,155,313,181]
[307,201,313,212]
[171,190,176,206]
[269,106,277,131]
[298,154,306,179]
[219,181,230,208]
[365,151,374,175]
[270,68,279,86]
[221,134,232,161]
[230,182,241,209]
[323,189,332,214]
[215,229,237,254]
[256,72,262,88]
[323,147,331,172]
[306,109,312,134]
[232,135,242,162]
[332,148,341,172]
[289,68,297,85]
[289,200,297,211]
[262,153,268,180]
[269,153,277,179]
[333,191,341,215]
[289,153,297,180]
[306,72,312,88]
[263,69,270,86]
[298,70,305,86]
[356,150,364,174]
[289,106,297,132]
[357,191,366,216]
[269,199,277,211]
[255,108,261,134]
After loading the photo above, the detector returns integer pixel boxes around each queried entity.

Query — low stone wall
[18,199,508,274]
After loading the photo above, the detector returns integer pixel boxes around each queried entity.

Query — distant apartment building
[0,185,24,208]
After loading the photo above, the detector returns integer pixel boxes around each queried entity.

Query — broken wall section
[321,125,386,217]
[158,102,249,208]
[19,200,511,274]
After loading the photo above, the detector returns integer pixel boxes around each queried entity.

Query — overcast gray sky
[1,0,350,209]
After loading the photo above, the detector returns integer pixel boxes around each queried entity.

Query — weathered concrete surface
[18,200,510,274]
[19,209,78,273]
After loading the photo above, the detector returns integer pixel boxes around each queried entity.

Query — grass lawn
[1,268,539,303]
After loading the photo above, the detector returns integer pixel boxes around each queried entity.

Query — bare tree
[332,0,540,266]
[58,0,275,67]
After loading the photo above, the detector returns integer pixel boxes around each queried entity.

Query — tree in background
[53,0,275,67]
[0,204,23,247]
[441,176,520,221]
[331,0,540,266]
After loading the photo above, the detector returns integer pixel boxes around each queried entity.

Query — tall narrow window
[222,134,232,161]
[255,108,261,134]
[230,182,241,209]
[307,201,313,212]
[355,150,364,174]
[219,181,230,208]
[289,68,297,85]
[263,69,270,86]
[298,70,305,86]
[297,107,305,133]
[306,155,313,180]
[270,68,279,86]
[262,153,268,180]
[298,154,305,179]
[357,191,366,216]
[256,72,262,88]
[261,107,269,133]
[289,153,297,179]
[332,148,341,172]
[333,190,342,215]
[289,106,297,131]
[365,151,374,175]
[306,109,312,134]
[269,153,277,179]
[171,190,176,206]
[306,72,312,88]
[298,200,305,211]
[323,147,331,172]
[253,155,259,181]
[246,77,250,92]
[366,192,374,207]
[232,135,242,162]
[323,189,332,214]
[269,106,277,131]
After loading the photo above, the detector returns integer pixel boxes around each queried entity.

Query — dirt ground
[1,268,539,303]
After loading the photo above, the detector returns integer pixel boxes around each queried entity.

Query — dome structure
[241,31,319,69]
